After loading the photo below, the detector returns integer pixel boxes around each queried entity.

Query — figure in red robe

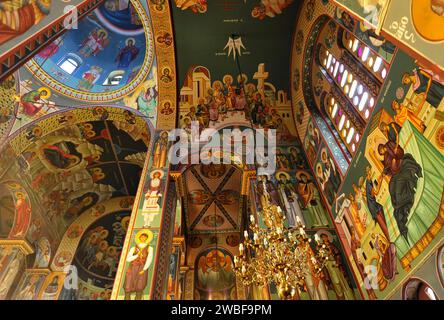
[9,192,32,238]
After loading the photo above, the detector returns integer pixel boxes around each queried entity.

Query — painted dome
[26,0,154,102]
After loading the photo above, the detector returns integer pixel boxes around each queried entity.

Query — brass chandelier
[234,180,330,300]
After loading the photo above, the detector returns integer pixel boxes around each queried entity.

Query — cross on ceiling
[188,166,238,230]
[253,63,269,93]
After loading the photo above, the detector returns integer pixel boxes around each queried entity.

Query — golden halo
[275,171,291,181]
[135,229,153,245]
[320,147,328,159]
[212,80,223,90]
[125,37,136,46]
[316,230,333,243]
[295,170,310,181]
[97,29,108,39]
[150,169,164,179]
[315,163,323,174]
[38,87,51,99]
[223,74,233,85]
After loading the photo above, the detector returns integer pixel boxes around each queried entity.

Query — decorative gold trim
[0,239,34,255]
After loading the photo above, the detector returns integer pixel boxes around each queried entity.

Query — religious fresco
[334,7,396,62]
[181,164,244,235]
[45,197,136,300]
[172,0,300,94]
[178,63,297,141]
[166,245,181,300]
[26,0,154,102]
[194,248,236,300]
[0,0,51,45]
[1,119,148,239]
[0,246,26,299]
[250,0,295,20]
[73,210,131,291]
[0,105,150,300]
[111,128,172,299]
[382,0,444,71]
[333,50,444,300]
[38,272,65,300]
[313,144,343,209]
[173,0,208,13]
[332,0,390,30]
[0,76,17,147]
[4,0,174,133]
[291,0,444,300]
[11,270,49,300]
[115,228,158,300]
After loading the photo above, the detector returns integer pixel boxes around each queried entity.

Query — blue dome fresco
[26,0,154,102]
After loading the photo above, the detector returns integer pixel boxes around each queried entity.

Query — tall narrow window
[342,31,390,82]
[323,92,363,154]
[319,46,376,121]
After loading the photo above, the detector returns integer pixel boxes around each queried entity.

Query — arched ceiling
[172,0,300,93]
[0,108,149,243]
[182,164,243,235]
[26,0,154,102]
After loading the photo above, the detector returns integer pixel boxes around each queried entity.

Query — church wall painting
[313,143,343,210]
[114,228,159,300]
[331,0,390,31]
[0,0,51,46]
[0,75,17,147]
[166,245,180,300]
[11,269,49,300]
[6,119,148,240]
[178,63,297,142]
[291,0,444,300]
[72,210,131,290]
[388,245,444,299]
[111,128,172,299]
[37,271,65,300]
[0,245,26,299]
[25,0,154,103]
[333,7,396,63]
[382,0,444,72]
[194,247,236,300]
[332,49,444,299]
[173,0,208,13]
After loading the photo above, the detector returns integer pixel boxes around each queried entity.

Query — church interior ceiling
[291,0,444,300]
[0,106,149,299]
[0,0,443,303]
[182,164,243,235]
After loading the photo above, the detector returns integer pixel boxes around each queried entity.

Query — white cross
[253,63,269,93]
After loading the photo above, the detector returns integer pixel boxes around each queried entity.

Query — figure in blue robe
[116,39,140,68]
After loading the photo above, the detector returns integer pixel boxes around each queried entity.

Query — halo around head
[126,37,136,46]
[150,169,164,179]
[135,229,154,245]
[38,87,51,99]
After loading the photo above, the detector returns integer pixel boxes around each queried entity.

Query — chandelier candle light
[234,180,330,300]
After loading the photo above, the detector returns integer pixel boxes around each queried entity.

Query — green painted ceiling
[171,0,301,92]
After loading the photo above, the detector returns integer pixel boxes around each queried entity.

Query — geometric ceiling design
[182,164,243,235]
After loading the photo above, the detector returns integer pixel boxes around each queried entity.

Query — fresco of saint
[123,230,154,300]
[9,192,32,238]
[195,249,236,300]
[116,38,140,68]
[20,87,51,117]
[79,29,109,58]
[0,0,51,45]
